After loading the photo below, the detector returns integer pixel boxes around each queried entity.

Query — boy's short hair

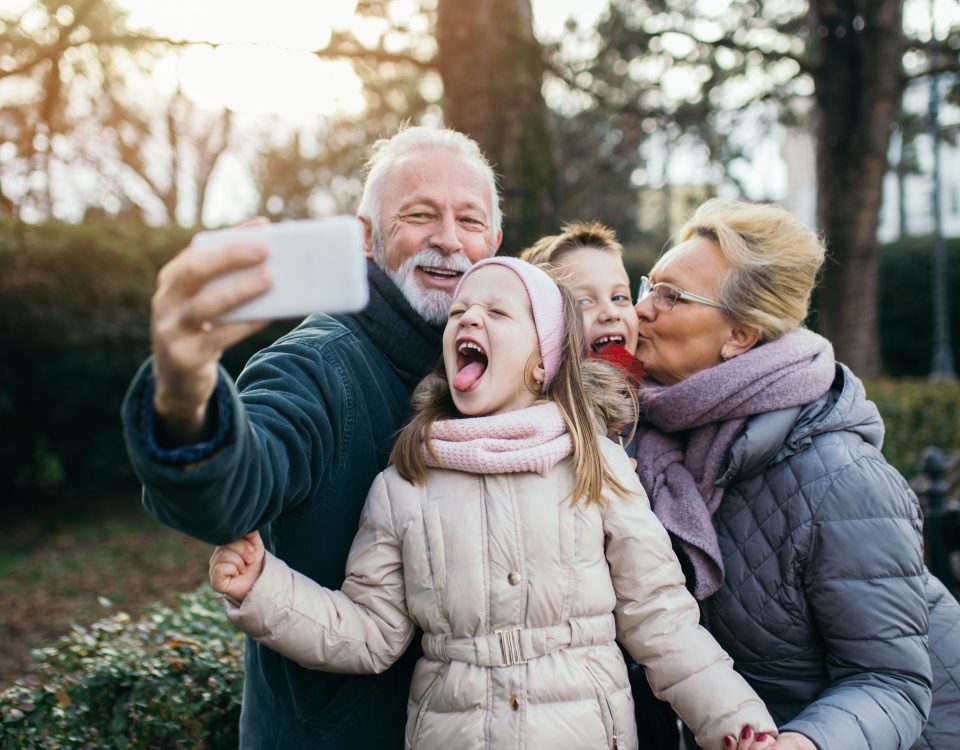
[520,221,624,265]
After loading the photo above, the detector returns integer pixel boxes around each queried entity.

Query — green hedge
[0,220,184,500]
[0,587,243,749]
[0,219,289,506]
[878,235,960,377]
[865,378,960,478]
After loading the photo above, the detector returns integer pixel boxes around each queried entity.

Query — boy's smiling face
[559,247,640,356]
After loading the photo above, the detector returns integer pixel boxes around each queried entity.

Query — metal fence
[918,447,960,595]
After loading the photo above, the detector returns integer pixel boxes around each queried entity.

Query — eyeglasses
[636,276,722,312]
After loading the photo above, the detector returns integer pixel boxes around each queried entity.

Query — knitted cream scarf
[423,402,572,476]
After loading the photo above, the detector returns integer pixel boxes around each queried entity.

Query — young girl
[210,257,776,750]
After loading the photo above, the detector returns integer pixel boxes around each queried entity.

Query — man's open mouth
[420,265,464,281]
[453,339,488,391]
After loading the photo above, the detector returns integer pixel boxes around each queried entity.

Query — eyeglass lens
[637,278,678,311]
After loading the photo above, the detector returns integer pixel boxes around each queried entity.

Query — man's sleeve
[121,340,345,544]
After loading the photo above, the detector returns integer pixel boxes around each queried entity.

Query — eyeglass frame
[636,276,723,312]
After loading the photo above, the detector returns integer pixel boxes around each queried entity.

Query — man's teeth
[421,266,461,277]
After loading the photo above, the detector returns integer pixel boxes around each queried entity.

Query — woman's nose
[634,295,657,321]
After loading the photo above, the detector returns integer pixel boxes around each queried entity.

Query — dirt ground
[0,498,212,690]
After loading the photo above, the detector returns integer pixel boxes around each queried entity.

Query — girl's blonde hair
[390,281,636,506]
[520,221,624,266]
[668,199,826,342]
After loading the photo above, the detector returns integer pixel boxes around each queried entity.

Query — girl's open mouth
[454,339,488,391]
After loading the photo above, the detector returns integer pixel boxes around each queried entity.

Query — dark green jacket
[122,262,441,749]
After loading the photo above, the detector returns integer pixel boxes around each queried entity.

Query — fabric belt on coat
[421,613,616,667]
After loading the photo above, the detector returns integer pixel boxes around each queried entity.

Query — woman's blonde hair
[390,281,636,507]
[668,199,826,342]
[520,221,624,266]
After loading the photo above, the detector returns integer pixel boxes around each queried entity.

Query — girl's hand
[209,531,265,601]
[723,724,776,750]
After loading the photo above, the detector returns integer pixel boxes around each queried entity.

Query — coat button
[507,571,521,585]
[510,695,520,711]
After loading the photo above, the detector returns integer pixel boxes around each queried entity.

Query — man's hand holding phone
[150,217,368,445]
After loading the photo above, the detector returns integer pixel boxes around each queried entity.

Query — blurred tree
[0,0,234,225]
[252,29,438,223]
[311,0,557,249]
[435,0,557,248]
[811,0,905,377]
[549,0,960,377]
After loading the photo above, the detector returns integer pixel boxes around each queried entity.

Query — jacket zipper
[583,663,619,749]
[410,670,444,747]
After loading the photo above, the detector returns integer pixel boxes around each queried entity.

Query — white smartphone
[191,217,369,322]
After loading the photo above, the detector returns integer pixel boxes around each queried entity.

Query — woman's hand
[209,531,265,602]
[724,724,776,750]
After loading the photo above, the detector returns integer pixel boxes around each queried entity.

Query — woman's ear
[721,324,761,361]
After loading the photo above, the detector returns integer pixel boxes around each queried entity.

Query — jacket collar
[720,364,885,484]
[335,259,443,389]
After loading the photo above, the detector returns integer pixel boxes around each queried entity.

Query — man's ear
[722,324,761,360]
[359,216,374,258]
[491,228,503,256]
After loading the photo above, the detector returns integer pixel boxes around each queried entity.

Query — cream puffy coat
[227,438,774,749]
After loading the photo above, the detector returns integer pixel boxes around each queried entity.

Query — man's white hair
[357,125,502,252]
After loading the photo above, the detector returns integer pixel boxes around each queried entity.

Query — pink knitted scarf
[423,402,572,476]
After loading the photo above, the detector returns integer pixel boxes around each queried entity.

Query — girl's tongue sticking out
[453,340,488,391]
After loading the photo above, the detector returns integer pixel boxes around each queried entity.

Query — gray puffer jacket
[699,364,960,750]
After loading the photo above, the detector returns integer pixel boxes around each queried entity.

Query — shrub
[0,218,290,505]
[865,378,960,480]
[878,235,960,377]
[0,587,243,749]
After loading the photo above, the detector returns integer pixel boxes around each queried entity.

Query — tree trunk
[810,0,904,377]
[436,0,556,251]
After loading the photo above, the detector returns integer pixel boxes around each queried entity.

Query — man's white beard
[374,232,472,325]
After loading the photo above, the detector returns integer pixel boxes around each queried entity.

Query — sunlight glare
[178,45,365,117]
[121,0,357,48]
[116,0,364,118]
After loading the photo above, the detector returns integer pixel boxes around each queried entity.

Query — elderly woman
[630,199,960,750]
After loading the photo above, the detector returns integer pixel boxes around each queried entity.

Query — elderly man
[122,127,502,749]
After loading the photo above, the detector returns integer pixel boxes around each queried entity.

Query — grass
[0,489,212,689]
